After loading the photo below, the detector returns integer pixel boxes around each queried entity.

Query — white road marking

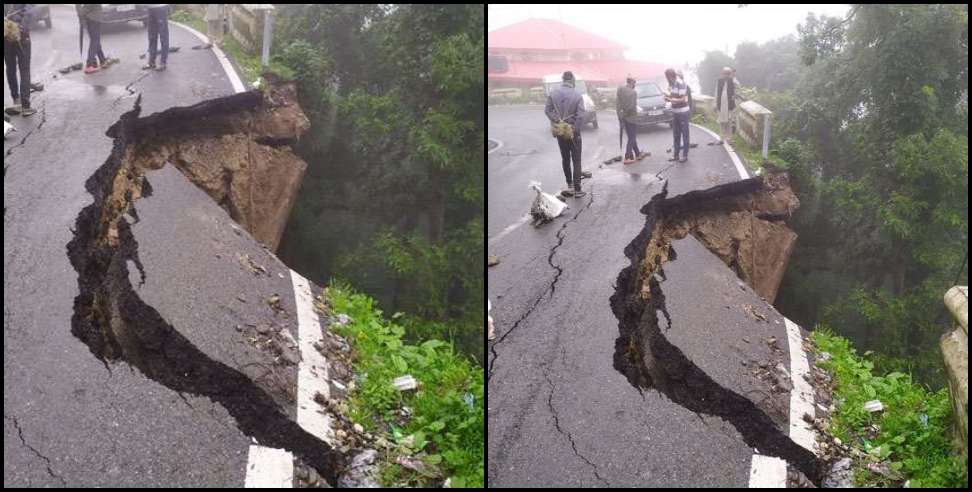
[290,269,336,446]
[784,317,817,453]
[170,21,247,94]
[689,123,749,180]
[488,214,531,247]
[244,445,294,488]
[748,454,787,487]
[488,138,504,155]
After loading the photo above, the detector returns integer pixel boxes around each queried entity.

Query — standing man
[544,71,586,198]
[664,68,690,163]
[616,77,646,165]
[143,4,170,71]
[712,67,736,145]
[78,4,112,74]
[4,4,36,116]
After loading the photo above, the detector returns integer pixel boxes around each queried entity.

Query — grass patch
[327,281,484,488]
[812,327,966,488]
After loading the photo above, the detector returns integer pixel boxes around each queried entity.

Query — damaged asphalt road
[5,5,329,487]
[488,105,814,487]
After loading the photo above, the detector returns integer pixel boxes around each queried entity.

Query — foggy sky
[488,4,851,67]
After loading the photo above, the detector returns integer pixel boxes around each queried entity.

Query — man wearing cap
[544,71,586,197]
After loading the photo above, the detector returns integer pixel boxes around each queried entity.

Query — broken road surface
[4,5,339,486]
[488,105,818,486]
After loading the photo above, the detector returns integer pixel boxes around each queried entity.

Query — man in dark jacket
[544,71,586,197]
[4,4,36,116]
[616,77,646,165]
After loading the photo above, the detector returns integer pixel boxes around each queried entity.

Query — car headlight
[637,105,644,114]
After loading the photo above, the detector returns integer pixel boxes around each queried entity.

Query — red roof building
[488,18,667,89]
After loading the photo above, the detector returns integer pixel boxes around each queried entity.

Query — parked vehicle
[95,4,149,27]
[630,80,673,129]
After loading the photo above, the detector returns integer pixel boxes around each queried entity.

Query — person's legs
[624,120,639,159]
[719,121,731,144]
[17,38,30,110]
[672,114,683,160]
[677,112,690,159]
[158,7,170,66]
[91,21,105,65]
[571,133,583,192]
[147,9,160,66]
[4,40,20,103]
[557,137,573,189]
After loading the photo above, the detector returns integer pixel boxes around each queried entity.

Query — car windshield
[635,83,661,98]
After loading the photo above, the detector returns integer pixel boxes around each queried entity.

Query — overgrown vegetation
[812,328,966,488]
[270,5,485,362]
[698,4,969,386]
[327,282,484,488]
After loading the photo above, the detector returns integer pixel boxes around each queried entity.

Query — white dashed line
[290,269,336,446]
[244,444,294,488]
[748,454,787,487]
[784,317,817,453]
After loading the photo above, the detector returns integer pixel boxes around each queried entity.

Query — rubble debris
[488,255,499,267]
[268,293,285,314]
[743,304,768,322]
[822,457,854,488]
[337,449,380,488]
[239,253,269,276]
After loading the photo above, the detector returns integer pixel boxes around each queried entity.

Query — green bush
[812,328,966,487]
[328,282,484,488]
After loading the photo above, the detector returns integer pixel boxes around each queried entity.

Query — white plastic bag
[3,121,14,139]
[529,181,567,222]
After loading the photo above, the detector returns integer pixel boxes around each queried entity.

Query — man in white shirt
[664,68,691,163]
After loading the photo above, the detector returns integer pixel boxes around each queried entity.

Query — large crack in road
[610,172,822,484]
[487,187,595,382]
[65,94,343,485]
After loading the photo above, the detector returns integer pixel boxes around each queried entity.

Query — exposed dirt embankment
[108,76,310,251]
